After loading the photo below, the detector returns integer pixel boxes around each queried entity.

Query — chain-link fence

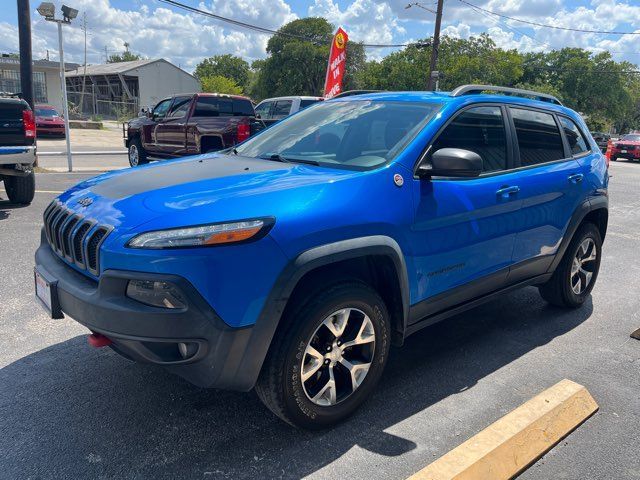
[67,89,138,121]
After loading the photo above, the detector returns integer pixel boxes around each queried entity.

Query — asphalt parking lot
[1,162,639,479]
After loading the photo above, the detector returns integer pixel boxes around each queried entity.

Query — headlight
[126,218,271,249]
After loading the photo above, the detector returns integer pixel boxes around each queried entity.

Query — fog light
[178,342,198,359]
[126,280,186,309]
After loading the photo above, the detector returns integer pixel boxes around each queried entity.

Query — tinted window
[0,102,26,120]
[559,117,589,155]
[254,101,272,118]
[272,100,292,118]
[432,106,507,172]
[234,100,441,170]
[300,99,321,109]
[511,108,564,166]
[152,99,172,119]
[35,108,59,117]
[233,99,254,116]
[167,96,192,118]
[622,134,640,142]
[193,97,233,117]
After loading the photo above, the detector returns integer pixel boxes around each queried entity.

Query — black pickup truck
[124,93,265,167]
[0,94,36,204]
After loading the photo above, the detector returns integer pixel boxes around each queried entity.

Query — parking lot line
[0,189,63,194]
[407,379,598,480]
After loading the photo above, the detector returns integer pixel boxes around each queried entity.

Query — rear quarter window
[559,117,590,155]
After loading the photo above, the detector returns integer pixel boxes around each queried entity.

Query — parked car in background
[35,85,608,429]
[609,133,640,162]
[0,93,36,204]
[254,96,323,126]
[590,131,610,152]
[124,93,265,167]
[35,104,65,138]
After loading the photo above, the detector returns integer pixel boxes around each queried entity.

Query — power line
[157,0,417,48]
[458,0,640,35]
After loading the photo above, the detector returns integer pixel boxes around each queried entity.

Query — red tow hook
[88,332,113,348]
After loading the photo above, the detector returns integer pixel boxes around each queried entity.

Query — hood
[57,154,358,233]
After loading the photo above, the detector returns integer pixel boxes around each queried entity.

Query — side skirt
[404,273,552,338]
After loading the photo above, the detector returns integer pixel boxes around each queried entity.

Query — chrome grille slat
[42,200,111,276]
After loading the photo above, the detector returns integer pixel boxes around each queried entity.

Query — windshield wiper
[259,153,321,166]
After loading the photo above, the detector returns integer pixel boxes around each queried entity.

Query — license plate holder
[34,267,64,319]
[621,149,627,153]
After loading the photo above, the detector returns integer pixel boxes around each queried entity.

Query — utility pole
[427,0,444,91]
[17,0,34,108]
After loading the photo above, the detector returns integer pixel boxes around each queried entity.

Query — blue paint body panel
[47,91,608,328]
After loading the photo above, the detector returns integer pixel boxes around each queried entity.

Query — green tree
[107,51,142,63]
[252,18,365,99]
[194,54,250,90]
[200,75,243,95]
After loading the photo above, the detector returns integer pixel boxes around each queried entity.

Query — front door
[409,105,521,321]
[155,95,193,156]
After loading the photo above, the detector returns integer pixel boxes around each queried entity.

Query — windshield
[621,134,640,141]
[234,100,442,169]
[35,108,59,117]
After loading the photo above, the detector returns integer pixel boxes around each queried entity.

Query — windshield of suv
[233,100,441,169]
[621,134,640,141]
[35,108,59,117]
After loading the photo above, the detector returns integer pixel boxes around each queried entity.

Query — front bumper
[35,241,263,390]
[0,145,36,168]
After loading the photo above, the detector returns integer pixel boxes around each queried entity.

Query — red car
[609,133,640,162]
[35,104,65,137]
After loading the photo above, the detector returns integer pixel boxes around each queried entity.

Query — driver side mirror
[417,148,483,178]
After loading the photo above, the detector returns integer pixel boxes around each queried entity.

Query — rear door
[155,95,193,156]
[506,106,585,282]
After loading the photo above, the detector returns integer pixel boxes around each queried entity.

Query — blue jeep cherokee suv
[34,85,608,429]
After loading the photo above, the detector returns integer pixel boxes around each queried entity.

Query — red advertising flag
[323,27,349,99]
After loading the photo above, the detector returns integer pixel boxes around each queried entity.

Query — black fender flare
[548,194,608,272]
[227,235,410,391]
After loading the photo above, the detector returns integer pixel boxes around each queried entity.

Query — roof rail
[450,85,563,106]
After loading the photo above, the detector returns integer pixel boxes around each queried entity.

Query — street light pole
[37,2,78,172]
[57,21,72,172]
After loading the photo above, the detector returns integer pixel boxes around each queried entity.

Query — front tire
[4,171,35,205]
[256,281,390,429]
[128,138,148,167]
[539,223,602,308]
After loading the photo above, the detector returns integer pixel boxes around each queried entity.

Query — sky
[0,0,639,73]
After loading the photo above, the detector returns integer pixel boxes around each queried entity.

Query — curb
[408,379,598,480]
[38,150,126,156]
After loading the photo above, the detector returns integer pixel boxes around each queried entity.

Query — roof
[330,90,577,116]
[65,59,195,79]
[0,56,79,70]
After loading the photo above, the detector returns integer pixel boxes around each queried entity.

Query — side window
[233,99,254,116]
[272,100,293,119]
[152,99,172,119]
[432,106,507,172]
[559,116,590,155]
[510,108,565,166]
[192,97,233,117]
[167,96,192,118]
[300,99,321,109]
[254,101,272,119]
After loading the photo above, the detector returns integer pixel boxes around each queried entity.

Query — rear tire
[4,171,35,205]
[539,223,602,308]
[256,281,390,429]
[128,137,148,167]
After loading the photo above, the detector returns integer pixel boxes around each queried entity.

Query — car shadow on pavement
[0,287,593,479]
[0,199,28,220]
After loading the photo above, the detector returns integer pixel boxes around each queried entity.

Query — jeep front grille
[43,201,112,276]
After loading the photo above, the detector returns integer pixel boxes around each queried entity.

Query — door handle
[568,173,584,184]
[496,185,520,199]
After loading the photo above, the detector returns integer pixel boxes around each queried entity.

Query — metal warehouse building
[65,58,200,118]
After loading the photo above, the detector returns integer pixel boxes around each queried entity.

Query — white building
[65,58,200,118]
[0,55,78,112]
